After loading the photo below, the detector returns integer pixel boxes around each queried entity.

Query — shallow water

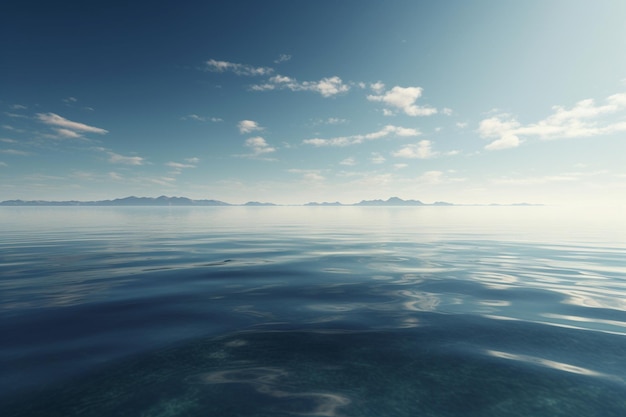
[1,206,625,416]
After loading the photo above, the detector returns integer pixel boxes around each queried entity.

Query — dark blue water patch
[3,314,626,417]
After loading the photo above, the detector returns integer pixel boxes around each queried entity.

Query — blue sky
[2,0,626,205]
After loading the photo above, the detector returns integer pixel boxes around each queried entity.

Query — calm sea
[1,206,626,416]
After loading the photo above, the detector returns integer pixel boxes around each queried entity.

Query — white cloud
[288,168,325,182]
[109,172,123,180]
[417,170,444,184]
[274,54,292,63]
[37,113,108,135]
[370,152,386,164]
[166,161,196,169]
[303,125,420,147]
[394,163,408,169]
[367,86,437,116]
[185,157,200,164]
[0,161,7,167]
[55,128,83,139]
[479,92,626,150]
[340,157,356,166]
[238,120,263,134]
[484,134,521,151]
[0,148,29,156]
[182,114,222,122]
[392,140,437,159]
[252,75,350,97]
[205,59,273,76]
[10,104,27,110]
[108,152,144,165]
[325,117,347,125]
[491,175,580,185]
[245,136,275,156]
[442,108,453,116]
[370,81,385,93]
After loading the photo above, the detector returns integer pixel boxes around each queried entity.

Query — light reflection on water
[1,206,626,416]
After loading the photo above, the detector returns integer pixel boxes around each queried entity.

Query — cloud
[479,92,626,150]
[10,104,27,110]
[340,157,356,166]
[252,75,350,97]
[274,54,292,63]
[0,161,7,167]
[367,86,437,116]
[166,161,196,169]
[182,114,222,122]
[417,170,444,184]
[37,113,108,135]
[185,157,200,164]
[484,134,521,151]
[0,148,29,156]
[491,174,580,185]
[370,152,386,164]
[310,117,348,126]
[205,59,273,76]
[55,128,83,139]
[108,152,144,165]
[245,136,275,156]
[303,125,420,147]
[392,140,438,159]
[288,169,325,182]
[109,172,123,180]
[370,81,385,94]
[238,120,263,134]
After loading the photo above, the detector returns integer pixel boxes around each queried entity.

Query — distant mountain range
[0,196,542,207]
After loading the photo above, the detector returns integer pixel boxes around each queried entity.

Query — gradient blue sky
[2,0,626,205]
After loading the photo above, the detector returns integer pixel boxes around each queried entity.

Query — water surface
[1,206,625,416]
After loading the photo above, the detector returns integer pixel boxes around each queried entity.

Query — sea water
[1,206,625,416]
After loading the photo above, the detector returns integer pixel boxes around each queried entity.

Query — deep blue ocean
[1,206,626,416]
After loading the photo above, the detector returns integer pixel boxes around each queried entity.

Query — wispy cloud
[0,161,7,167]
[238,120,263,134]
[0,148,29,156]
[288,168,325,182]
[367,86,437,116]
[274,54,292,63]
[251,75,350,97]
[10,104,27,110]
[244,137,276,156]
[166,161,196,169]
[303,125,420,147]
[37,113,108,137]
[181,114,222,122]
[55,128,83,139]
[392,140,438,159]
[108,152,144,165]
[370,152,386,164]
[479,92,626,150]
[205,59,273,76]
[370,81,385,94]
[340,157,356,166]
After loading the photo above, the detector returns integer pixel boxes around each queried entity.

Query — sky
[2,0,626,206]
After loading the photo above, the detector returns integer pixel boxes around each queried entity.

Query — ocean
[1,206,625,416]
